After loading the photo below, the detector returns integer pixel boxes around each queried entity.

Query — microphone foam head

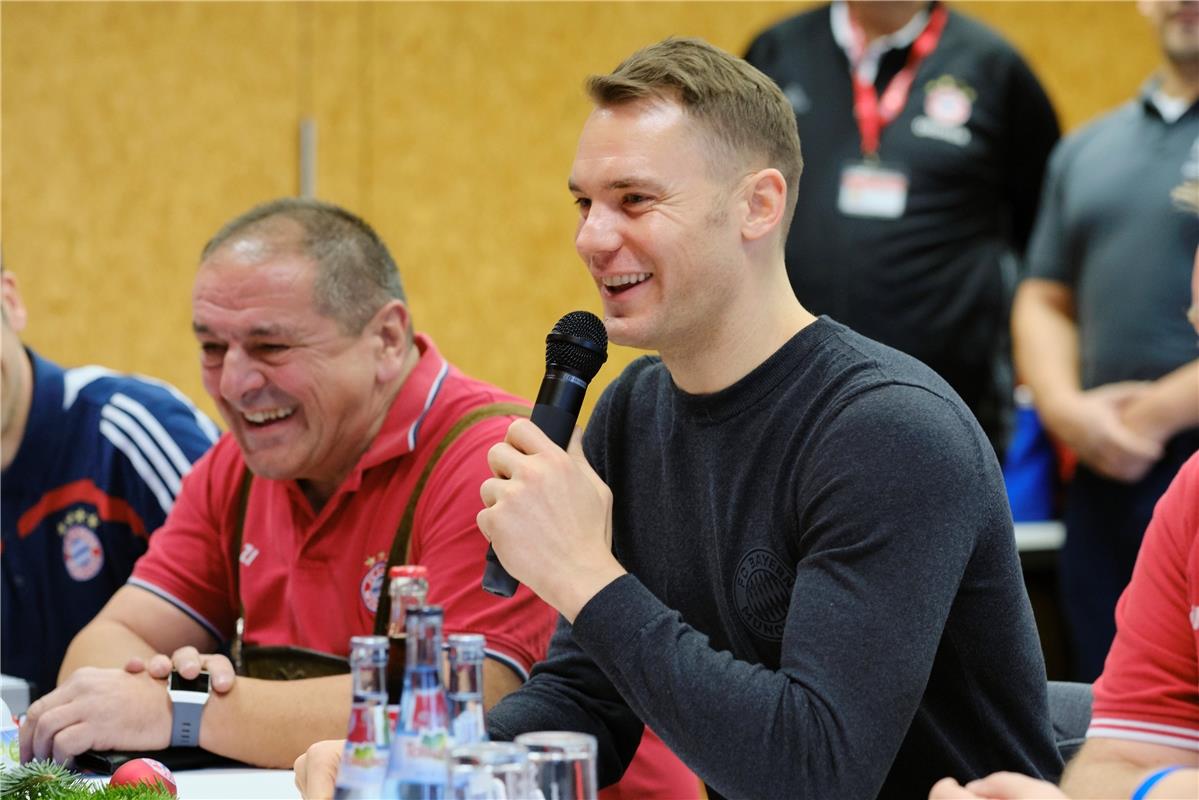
[546,311,608,381]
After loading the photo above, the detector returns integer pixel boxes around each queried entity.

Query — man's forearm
[1061,761,1199,799]
[1122,359,1199,443]
[1060,740,1199,800]
[1012,280,1081,429]
[59,618,159,681]
[199,674,352,768]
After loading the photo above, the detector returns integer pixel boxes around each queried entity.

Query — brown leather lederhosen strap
[228,401,528,678]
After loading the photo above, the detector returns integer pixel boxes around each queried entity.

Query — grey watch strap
[170,695,205,747]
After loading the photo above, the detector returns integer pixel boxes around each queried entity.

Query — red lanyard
[849,3,948,157]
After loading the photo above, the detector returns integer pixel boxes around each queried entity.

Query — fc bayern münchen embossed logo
[733,548,794,642]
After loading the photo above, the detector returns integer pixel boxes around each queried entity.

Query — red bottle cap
[389,564,428,579]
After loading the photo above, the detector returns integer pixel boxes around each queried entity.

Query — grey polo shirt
[1025,80,1199,390]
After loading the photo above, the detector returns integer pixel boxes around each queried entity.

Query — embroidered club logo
[733,548,794,642]
[360,552,387,614]
[58,508,104,582]
[912,75,975,147]
[923,77,973,127]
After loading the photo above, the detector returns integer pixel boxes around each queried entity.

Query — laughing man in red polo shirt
[19,198,550,767]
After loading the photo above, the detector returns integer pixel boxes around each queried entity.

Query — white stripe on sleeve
[99,419,175,515]
[111,392,196,478]
[101,404,182,496]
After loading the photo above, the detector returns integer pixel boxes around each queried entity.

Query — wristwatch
[167,670,211,747]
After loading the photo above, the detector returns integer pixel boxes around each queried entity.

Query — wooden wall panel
[1,1,1161,425]
[2,1,301,419]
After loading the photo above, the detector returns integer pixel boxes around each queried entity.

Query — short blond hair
[587,37,803,235]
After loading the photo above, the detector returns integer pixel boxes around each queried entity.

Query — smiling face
[192,238,393,499]
[569,97,747,356]
[1141,0,1199,64]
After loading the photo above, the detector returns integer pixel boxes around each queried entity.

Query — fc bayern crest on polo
[58,508,104,582]
[360,553,388,613]
[733,548,795,642]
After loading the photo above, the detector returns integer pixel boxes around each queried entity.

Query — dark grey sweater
[488,318,1061,799]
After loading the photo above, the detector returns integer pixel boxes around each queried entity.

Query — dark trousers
[1059,431,1199,681]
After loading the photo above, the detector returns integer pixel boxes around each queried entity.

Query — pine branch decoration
[1,762,172,800]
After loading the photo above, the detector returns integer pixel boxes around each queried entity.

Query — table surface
[89,767,298,799]
[174,767,298,799]
[1013,520,1066,553]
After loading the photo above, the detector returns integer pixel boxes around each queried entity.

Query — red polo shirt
[130,334,555,677]
[1088,452,1199,752]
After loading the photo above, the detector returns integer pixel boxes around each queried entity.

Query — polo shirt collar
[1139,76,1199,123]
[350,332,451,475]
[831,1,932,84]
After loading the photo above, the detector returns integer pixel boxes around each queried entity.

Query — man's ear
[740,168,787,243]
[1,271,28,333]
[373,300,412,382]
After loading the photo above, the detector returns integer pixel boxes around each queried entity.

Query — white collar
[1150,87,1191,124]
[831,1,932,84]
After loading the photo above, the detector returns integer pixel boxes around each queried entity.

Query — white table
[87,767,298,799]
[173,768,298,799]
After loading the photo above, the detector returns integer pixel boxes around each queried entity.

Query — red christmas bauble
[109,757,178,796]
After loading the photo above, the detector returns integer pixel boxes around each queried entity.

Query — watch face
[169,671,211,693]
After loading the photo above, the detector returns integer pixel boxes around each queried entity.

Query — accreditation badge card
[837,160,909,219]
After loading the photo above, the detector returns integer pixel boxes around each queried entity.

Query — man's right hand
[1043,382,1164,482]
[19,667,171,763]
[294,738,344,800]
[124,646,236,693]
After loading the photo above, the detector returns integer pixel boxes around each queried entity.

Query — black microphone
[482,311,608,597]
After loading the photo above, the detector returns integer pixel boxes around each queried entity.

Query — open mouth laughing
[601,272,652,296]
[242,406,296,427]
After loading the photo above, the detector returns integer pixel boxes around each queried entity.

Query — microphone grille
[546,311,608,381]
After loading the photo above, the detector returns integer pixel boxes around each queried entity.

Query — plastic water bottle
[446,634,487,746]
[0,699,18,770]
[383,606,452,799]
[333,636,391,799]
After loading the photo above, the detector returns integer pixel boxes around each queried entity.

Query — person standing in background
[1,263,219,700]
[745,0,1060,457]
[1013,0,1199,681]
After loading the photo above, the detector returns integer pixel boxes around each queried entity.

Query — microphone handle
[481,372,588,597]
[527,402,576,449]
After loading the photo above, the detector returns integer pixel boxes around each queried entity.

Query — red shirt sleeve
[409,416,558,678]
[1089,453,1199,751]
[128,436,243,645]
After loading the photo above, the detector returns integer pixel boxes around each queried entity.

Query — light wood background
[1,1,1161,425]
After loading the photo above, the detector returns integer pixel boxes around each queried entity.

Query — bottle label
[392,728,450,784]
[336,706,388,789]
